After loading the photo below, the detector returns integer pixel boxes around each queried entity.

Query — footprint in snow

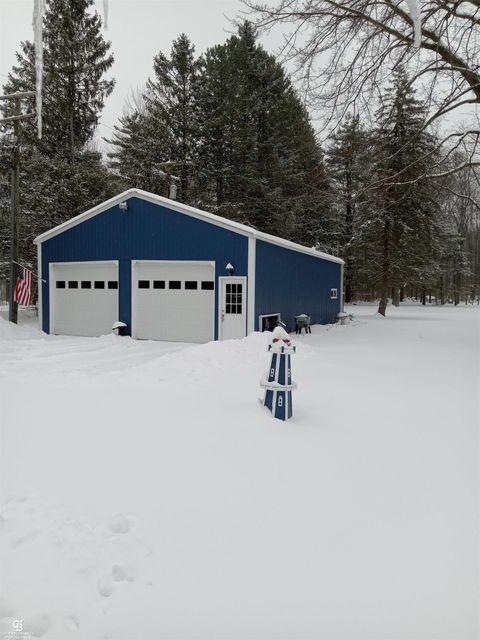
[65,615,80,631]
[106,514,132,535]
[97,575,115,598]
[9,528,39,548]
[98,563,137,599]
[112,563,135,582]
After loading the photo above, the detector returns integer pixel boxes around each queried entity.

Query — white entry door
[50,261,119,337]
[219,277,247,340]
[133,261,215,342]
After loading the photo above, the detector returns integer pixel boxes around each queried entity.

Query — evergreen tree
[326,114,371,302]
[108,34,201,202]
[0,0,118,291]
[437,162,478,305]
[370,67,440,315]
[0,140,123,278]
[0,139,12,283]
[108,25,330,245]
[107,95,165,193]
[2,0,114,157]
[195,22,329,241]
[146,34,202,200]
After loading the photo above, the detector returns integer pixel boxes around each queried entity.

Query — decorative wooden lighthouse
[260,326,297,421]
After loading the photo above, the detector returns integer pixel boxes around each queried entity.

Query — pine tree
[108,25,330,245]
[326,114,371,302]
[437,163,478,305]
[371,67,439,315]
[0,138,123,277]
[146,34,202,200]
[107,94,166,193]
[0,139,12,283]
[0,0,118,288]
[195,22,329,241]
[30,154,120,268]
[108,34,201,202]
[2,0,114,157]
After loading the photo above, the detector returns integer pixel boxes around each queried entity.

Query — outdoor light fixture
[225,262,234,275]
[119,201,128,212]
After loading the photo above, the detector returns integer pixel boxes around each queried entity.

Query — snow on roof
[33,188,344,264]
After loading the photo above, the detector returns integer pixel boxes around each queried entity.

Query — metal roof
[34,188,344,264]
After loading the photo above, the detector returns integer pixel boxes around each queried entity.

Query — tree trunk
[392,288,400,306]
[399,286,404,302]
[378,291,388,316]
[378,221,390,317]
[344,181,354,304]
[454,273,461,305]
[422,290,426,305]
[345,280,352,304]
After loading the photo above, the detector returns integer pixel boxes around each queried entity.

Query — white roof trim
[34,188,344,264]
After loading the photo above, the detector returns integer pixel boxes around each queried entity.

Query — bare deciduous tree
[244,0,480,181]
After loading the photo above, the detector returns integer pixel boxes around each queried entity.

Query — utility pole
[154,161,181,200]
[0,91,36,323]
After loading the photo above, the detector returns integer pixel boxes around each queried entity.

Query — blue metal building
[34,189,343,342]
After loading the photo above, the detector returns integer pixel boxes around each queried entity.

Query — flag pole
[12,259,46,283]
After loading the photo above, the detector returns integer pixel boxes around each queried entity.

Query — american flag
[14,263,32,306]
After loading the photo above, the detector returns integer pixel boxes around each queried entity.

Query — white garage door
[50,262,119,337]
[133,261,215,342]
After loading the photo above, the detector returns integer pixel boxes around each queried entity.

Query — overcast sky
[1,0,475,149]
[0,0,286,148]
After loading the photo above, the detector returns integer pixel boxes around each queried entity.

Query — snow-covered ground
[1,304,479,640]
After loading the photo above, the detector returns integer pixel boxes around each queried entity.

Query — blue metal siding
[255,240,342,331]
[41,197,248,336]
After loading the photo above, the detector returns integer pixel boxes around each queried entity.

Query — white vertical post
[247,236,256,333]
[37,242,42,330]
[340,261,345,312]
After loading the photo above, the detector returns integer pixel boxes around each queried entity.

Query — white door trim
[49,260,119,336]
[131,259,216,341]
[49,260,119,267]
[258,313,282,331]
[247,237,256,333]
[49,262,54,333]
[131,259,137,339]
[218,276,247,341]
[37,242,43,331]
[133,260,216,267]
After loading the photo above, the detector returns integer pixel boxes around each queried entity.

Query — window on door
[225,282,243,314]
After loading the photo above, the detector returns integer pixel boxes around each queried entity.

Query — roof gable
[34,188,343,264]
